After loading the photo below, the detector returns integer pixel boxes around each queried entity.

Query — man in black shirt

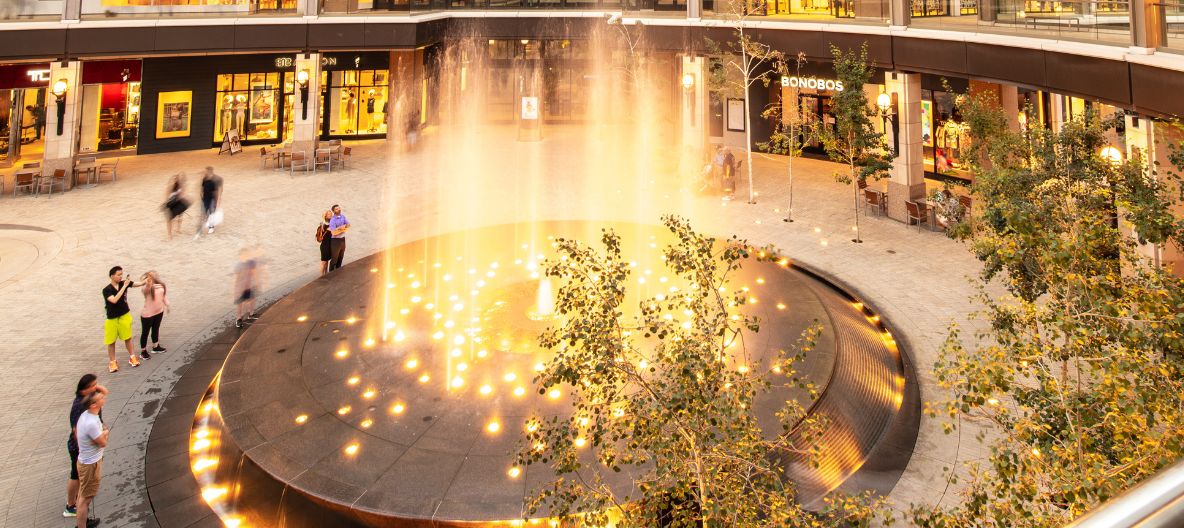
[103,266,144,373]
[64,374,106,518]
[195,166,223,238]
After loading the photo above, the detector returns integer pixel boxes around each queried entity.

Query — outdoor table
[75,161,98,188]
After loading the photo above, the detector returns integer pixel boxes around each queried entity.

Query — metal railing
[1066,460,1184,528]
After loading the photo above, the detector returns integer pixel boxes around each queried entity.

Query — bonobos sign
[780,76,844,92]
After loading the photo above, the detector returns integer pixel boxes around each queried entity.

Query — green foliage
[817,43,892,187]
[913,95,1184,527]
[518,216,887,527]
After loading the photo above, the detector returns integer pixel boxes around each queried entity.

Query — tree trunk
[785,152,795,222]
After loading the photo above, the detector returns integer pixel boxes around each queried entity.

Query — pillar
[63,0,80,22]
[42,61,81,187]
[688,0,702,19]
[1132,0,1166,51]
[885,71,926,223]
[1049,94,1065,133]
[301,0,319,16]
[292,53,321,155]
[889,0,909,27]
[387,49,423,150]
[516,57,543,142]
[999,84,1021,133]
[679,55,707,181]
[1124,116,1184,276]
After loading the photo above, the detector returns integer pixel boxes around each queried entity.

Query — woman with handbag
[163,174,189,240]
[317,210,333,276]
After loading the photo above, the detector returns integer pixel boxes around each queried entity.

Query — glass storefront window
[78,82,140,153]
[214,72,286,143]
[922,89,972,180]
[322,69,389,136]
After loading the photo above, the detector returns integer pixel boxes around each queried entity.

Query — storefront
[0,63,51,167]
[78,60,142,155]
[920,76,972,181]
[319,52,390,139]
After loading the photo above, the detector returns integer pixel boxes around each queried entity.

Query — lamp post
[296,69,310,120]
[876,91,899,158]
[51,78,68,136]
[681,72,695,124]
[1100,145,1123,165]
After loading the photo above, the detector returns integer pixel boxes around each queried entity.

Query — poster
[250,84,275,124]
[521,96,539,120]
[920,99,933,147]
[156,90,191,139]
[727,99,745,132]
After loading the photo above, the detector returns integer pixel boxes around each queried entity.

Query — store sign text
[781,76,844,92]
[274,56,339,69]
[26,69,50,82]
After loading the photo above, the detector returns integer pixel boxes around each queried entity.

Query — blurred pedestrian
[317,210,332,276]
[234,248,262,328]
[163,174,189,240]
[327,204,350,272]
[139,271,169,357]
[64,374,106,519]
[195,166,223,239]
[103,266,144,372]
[74,391,109,528]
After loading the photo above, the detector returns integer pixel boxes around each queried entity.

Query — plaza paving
[0,125,997,527]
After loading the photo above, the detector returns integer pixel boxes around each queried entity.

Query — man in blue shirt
[327,204,350,272]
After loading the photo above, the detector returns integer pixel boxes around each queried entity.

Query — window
[214,72,284,143]
[322,69,389,136]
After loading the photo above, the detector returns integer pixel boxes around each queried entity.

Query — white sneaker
[207,227,214,234]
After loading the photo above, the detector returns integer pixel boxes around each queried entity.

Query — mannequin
[234,94,247,136]
[220,95,234,136]
[344,90,357,134]
[366,89,377,132]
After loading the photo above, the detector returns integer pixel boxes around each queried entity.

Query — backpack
[316,224,327,243]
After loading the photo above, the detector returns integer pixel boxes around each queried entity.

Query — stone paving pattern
[0,126,998,527]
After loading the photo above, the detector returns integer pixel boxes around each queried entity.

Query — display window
[922,89,972,180]
[321,69,389,137]
[762,0,853,17]
[79,61,142,154]
[0,63,51,166]
[214,72,290,143]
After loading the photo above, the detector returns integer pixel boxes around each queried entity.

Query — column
[301,0,319,17]
[885,72,926,223]
[42,61,81,187]
[63,0,80,22]
[1131,0,1166,51]
[1049,94,1065,133]
[688,0,702,19]
[889,0,910,27]
[1125,117,1184,275]
[999,84,1021,133]
[387,50,423,151]
[680,55,707,181]
[292,53,322,155]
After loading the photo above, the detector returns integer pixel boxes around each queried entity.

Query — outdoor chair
[97,159,119,183]
[313,148,332,173]
[14,172,36,196]
[40,169,68,197]
[333,147,351,169]
[863,188,886,216]
[290,151,311,175]
[260,147,279,169]
[905,200,928,231]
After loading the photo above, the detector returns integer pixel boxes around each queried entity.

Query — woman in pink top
[139,271,170,358]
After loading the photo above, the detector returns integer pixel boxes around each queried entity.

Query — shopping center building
[2,2,1183,526]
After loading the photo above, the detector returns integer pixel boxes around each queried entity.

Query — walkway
[0,126,995,526]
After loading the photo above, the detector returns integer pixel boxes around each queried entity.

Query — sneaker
[129,355,141,367]
[235,318,243,329]
[246,313,259,320]
[207,227,214,234]
[152,345,166,353]
[86,516,100,528]
[140,350,152,361]
[63,505,77,517]
[108,361,119,373]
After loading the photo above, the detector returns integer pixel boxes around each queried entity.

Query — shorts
[69,448,79,480]
[103,313,133,345]
[77,459,102,498]
[237,289,254,304]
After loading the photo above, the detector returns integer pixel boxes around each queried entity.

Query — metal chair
[289,151,311,175]
[40,169,68,197]
[333,146,351,170]
[97,159,119,183]
[13,172,36,196]
[863,188,886,216]
[905,200,928,231]
[260,147,279,170]
[313,148,332,173]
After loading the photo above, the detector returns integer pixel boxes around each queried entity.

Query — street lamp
[296,68,310,120]
[1100,146,1123,165]
[51,78,68,136]
[681,73,695,90]
[877,91,899,158]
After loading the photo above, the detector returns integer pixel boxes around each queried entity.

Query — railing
[1065,460,1184,528]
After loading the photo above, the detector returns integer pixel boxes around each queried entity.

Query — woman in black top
[318,210,333,276]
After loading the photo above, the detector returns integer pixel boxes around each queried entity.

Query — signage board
[781,76,845,92]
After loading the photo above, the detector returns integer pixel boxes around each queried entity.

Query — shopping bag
[208,209,224,228]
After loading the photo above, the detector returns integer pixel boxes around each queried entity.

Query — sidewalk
[0,127,993,526]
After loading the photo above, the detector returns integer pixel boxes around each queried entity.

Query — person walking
[139,271,169,357]
[64,374,106,519]
[195,167,223,239]
[317,210,333,276]
[164,174,189,241]
[234,248,262,329]
[103,266,145,373]
[74,391,109,528]
[327,204,350,272]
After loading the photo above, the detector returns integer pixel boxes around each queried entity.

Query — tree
[517,216,885,527]
[817,43,891,244]
[706,1,784,204]
[911,92,1184,527]
[758,52,815,223]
